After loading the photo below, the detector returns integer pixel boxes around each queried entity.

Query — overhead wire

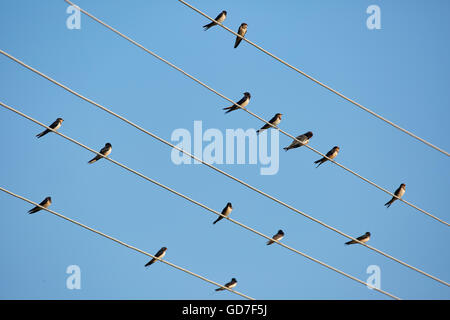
[177,0,450,158]
[0,50,448,286]
[0,186,254,300]
[58,1,447,227]
[0,48,447,286]
[0,100,402,300]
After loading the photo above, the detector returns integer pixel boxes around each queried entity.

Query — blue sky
[0,0,449,300]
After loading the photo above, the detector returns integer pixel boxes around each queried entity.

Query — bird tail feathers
[203,23,213,30]
[145,259,156,267]
[88,156,100,164]
[36,130,49,138]
[384,199,394,208]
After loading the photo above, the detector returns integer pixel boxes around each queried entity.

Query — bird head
[161,247,167,251]
[57,118,64,122]
[276,113,282,118]
[366,232,371,236]
[244,92,251,98]
[46,196,52,202]
[305,131,313,138]
[105,143,112,148]
[231,278,237,282]
[400,183,406,188]
[278,229,284,235]
[334,146,340,151]
[227,202,232,209]
[222,10,227,15]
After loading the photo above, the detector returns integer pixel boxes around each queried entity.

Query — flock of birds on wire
[24,9,407,293]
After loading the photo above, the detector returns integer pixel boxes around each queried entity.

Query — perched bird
[36,118,64,138]
[257,113,282,134]
[215,278,237,291]
[314,146,340,168]
[384,184,406,208]
[28,196,52,214]
[234,23,248,48]
[283,131,313,151]
[345,232,371,245]
[145,247,167,267]
[267,229,285,245]
[203,10,227,30]
[88,143,112,164]
[213,202,233,224]
[223,92,251,114]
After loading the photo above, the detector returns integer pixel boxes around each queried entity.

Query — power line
[0,100,401,300]
[0,186,254,300]
[177,0,450,158]
[58,1,447,227]
[0,51,447,287]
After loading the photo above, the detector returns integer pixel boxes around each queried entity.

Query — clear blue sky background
[0,0,449,300]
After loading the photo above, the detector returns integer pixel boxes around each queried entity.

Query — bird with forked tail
[283,131,313,151]
[215,278,237,291]
[203,11,227,30]
[234,23,247,48]
[257,113,282,135]
[314,146,340,168]
[145,247,167,267]
[28,196,52,214]
[88,143,112,164]
[223,92,251,114]
[213,202,233,224]
[384,184,406,208]
[36,118,64,138]
[345,232,371,245]
[267,229,284,245]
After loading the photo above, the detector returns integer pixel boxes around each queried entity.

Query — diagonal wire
[0,51,448,286]
[0,100,402,300]
[177,0,450,158]
[58,1,447,227]
[0,186,254,300]
[0,48,448,287]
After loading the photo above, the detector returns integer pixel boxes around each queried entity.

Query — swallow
[314,146,340,168]
[145,247,167,267]
[36,118,64,138]
[384,183,406,208]
[267,229,284,245]
[87,143,112,164]
[215,278,237,291]
[257,113,282,134]
[283,131,313,151]
[345,232,371,245]
[203,10,227,30]
[234,23,248,48]
[28,196,52,214]
[223,92,251,114]
[213,202,233,224]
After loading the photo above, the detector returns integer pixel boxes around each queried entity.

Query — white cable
[177,0,450,158]
[0,49,447,286]
[58,1,447,227]
[0,100,402,300]
[0,186,254,300]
